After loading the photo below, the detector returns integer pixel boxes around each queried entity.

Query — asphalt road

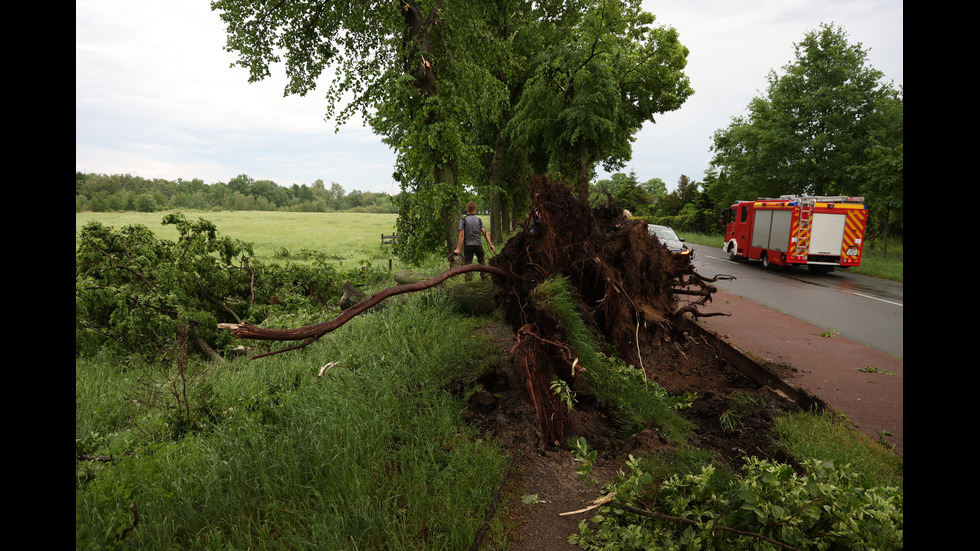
[687,243,904,359]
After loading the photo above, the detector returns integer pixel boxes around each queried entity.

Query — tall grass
[76,292,508,549]
[530,275,694,441]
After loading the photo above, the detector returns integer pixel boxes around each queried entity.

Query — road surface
[688,243,903,359]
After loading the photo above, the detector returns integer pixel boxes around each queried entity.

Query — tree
[710,23,902,222]
[641,177,667,202]
[215,1,514,262]
[853,87,903,244]
[213,1,693,262]
[508,0,693,199]
[76,214,256,359]
[134,193,159,212]
[592,170,651,214]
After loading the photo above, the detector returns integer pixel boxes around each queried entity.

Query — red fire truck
[721,195,868,274]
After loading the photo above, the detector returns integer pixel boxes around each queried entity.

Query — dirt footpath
[697,288,903,456]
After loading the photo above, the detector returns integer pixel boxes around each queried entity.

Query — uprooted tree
[225,177,732,442]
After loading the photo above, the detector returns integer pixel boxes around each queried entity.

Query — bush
[134,193,158,212]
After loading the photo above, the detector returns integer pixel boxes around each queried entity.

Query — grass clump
[770,408,903,489]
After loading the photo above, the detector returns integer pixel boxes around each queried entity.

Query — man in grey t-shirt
[453,201,496,281]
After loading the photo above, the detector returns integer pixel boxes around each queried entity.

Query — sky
[75,0,903,195]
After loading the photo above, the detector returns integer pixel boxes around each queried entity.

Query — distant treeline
[75,172,399,214]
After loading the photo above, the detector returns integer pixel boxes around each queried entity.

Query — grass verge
[76,291,509,550]
[770,408,903,489]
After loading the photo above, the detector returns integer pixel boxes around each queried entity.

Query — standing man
[453,201,496,281]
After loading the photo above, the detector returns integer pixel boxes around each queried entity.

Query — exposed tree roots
[488,176,731,442]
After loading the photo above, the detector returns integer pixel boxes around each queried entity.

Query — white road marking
[850,292,903,307]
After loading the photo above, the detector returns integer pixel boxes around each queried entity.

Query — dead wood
[394,269,431,284]
[339,280,368,310]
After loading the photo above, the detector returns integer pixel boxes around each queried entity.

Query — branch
[223,264,509,358]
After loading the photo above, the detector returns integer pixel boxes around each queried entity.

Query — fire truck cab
[721,195,868,274]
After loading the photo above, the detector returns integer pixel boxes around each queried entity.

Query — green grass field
[77,210,401,265]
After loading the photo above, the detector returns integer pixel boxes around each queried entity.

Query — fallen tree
[222,177,734,441]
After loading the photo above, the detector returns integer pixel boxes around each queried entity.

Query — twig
[317,361,340,377]
[559,492,617,516]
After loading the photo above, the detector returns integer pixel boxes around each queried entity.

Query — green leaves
[77,215,252,359]
[573,455,903,550]
[213,1,695,261]
[508,0,692,192]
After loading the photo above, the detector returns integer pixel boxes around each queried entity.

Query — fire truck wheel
[761,252,771,269]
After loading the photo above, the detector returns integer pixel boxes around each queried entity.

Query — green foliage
[508,0,693,192]
[210,0,695,261]
[592,170,653,214]
[551,376,577,410]
[75,214,255,359]
[75,213,371,361]
[571,455,903,550]
[572,436,600,485]
[76,172,398,214]
[584,354,696,440]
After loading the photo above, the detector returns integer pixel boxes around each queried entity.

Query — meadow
[76,210,403,268]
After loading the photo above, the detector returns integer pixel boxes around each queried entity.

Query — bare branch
[225,264,509,358]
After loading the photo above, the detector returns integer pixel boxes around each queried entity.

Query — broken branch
[223,263,509,358]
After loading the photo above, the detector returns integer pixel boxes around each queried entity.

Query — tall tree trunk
[403,1,460,255]
[488,134,508,244]
[437,164,460,254]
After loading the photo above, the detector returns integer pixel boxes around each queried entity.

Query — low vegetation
[77,292,510,549]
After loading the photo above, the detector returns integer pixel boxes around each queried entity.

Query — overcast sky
[75,0,903,194]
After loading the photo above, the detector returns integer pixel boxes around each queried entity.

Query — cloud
[76,0,901,194]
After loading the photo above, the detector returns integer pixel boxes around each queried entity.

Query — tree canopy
[212,0,694,263]
[709,23,903,235]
